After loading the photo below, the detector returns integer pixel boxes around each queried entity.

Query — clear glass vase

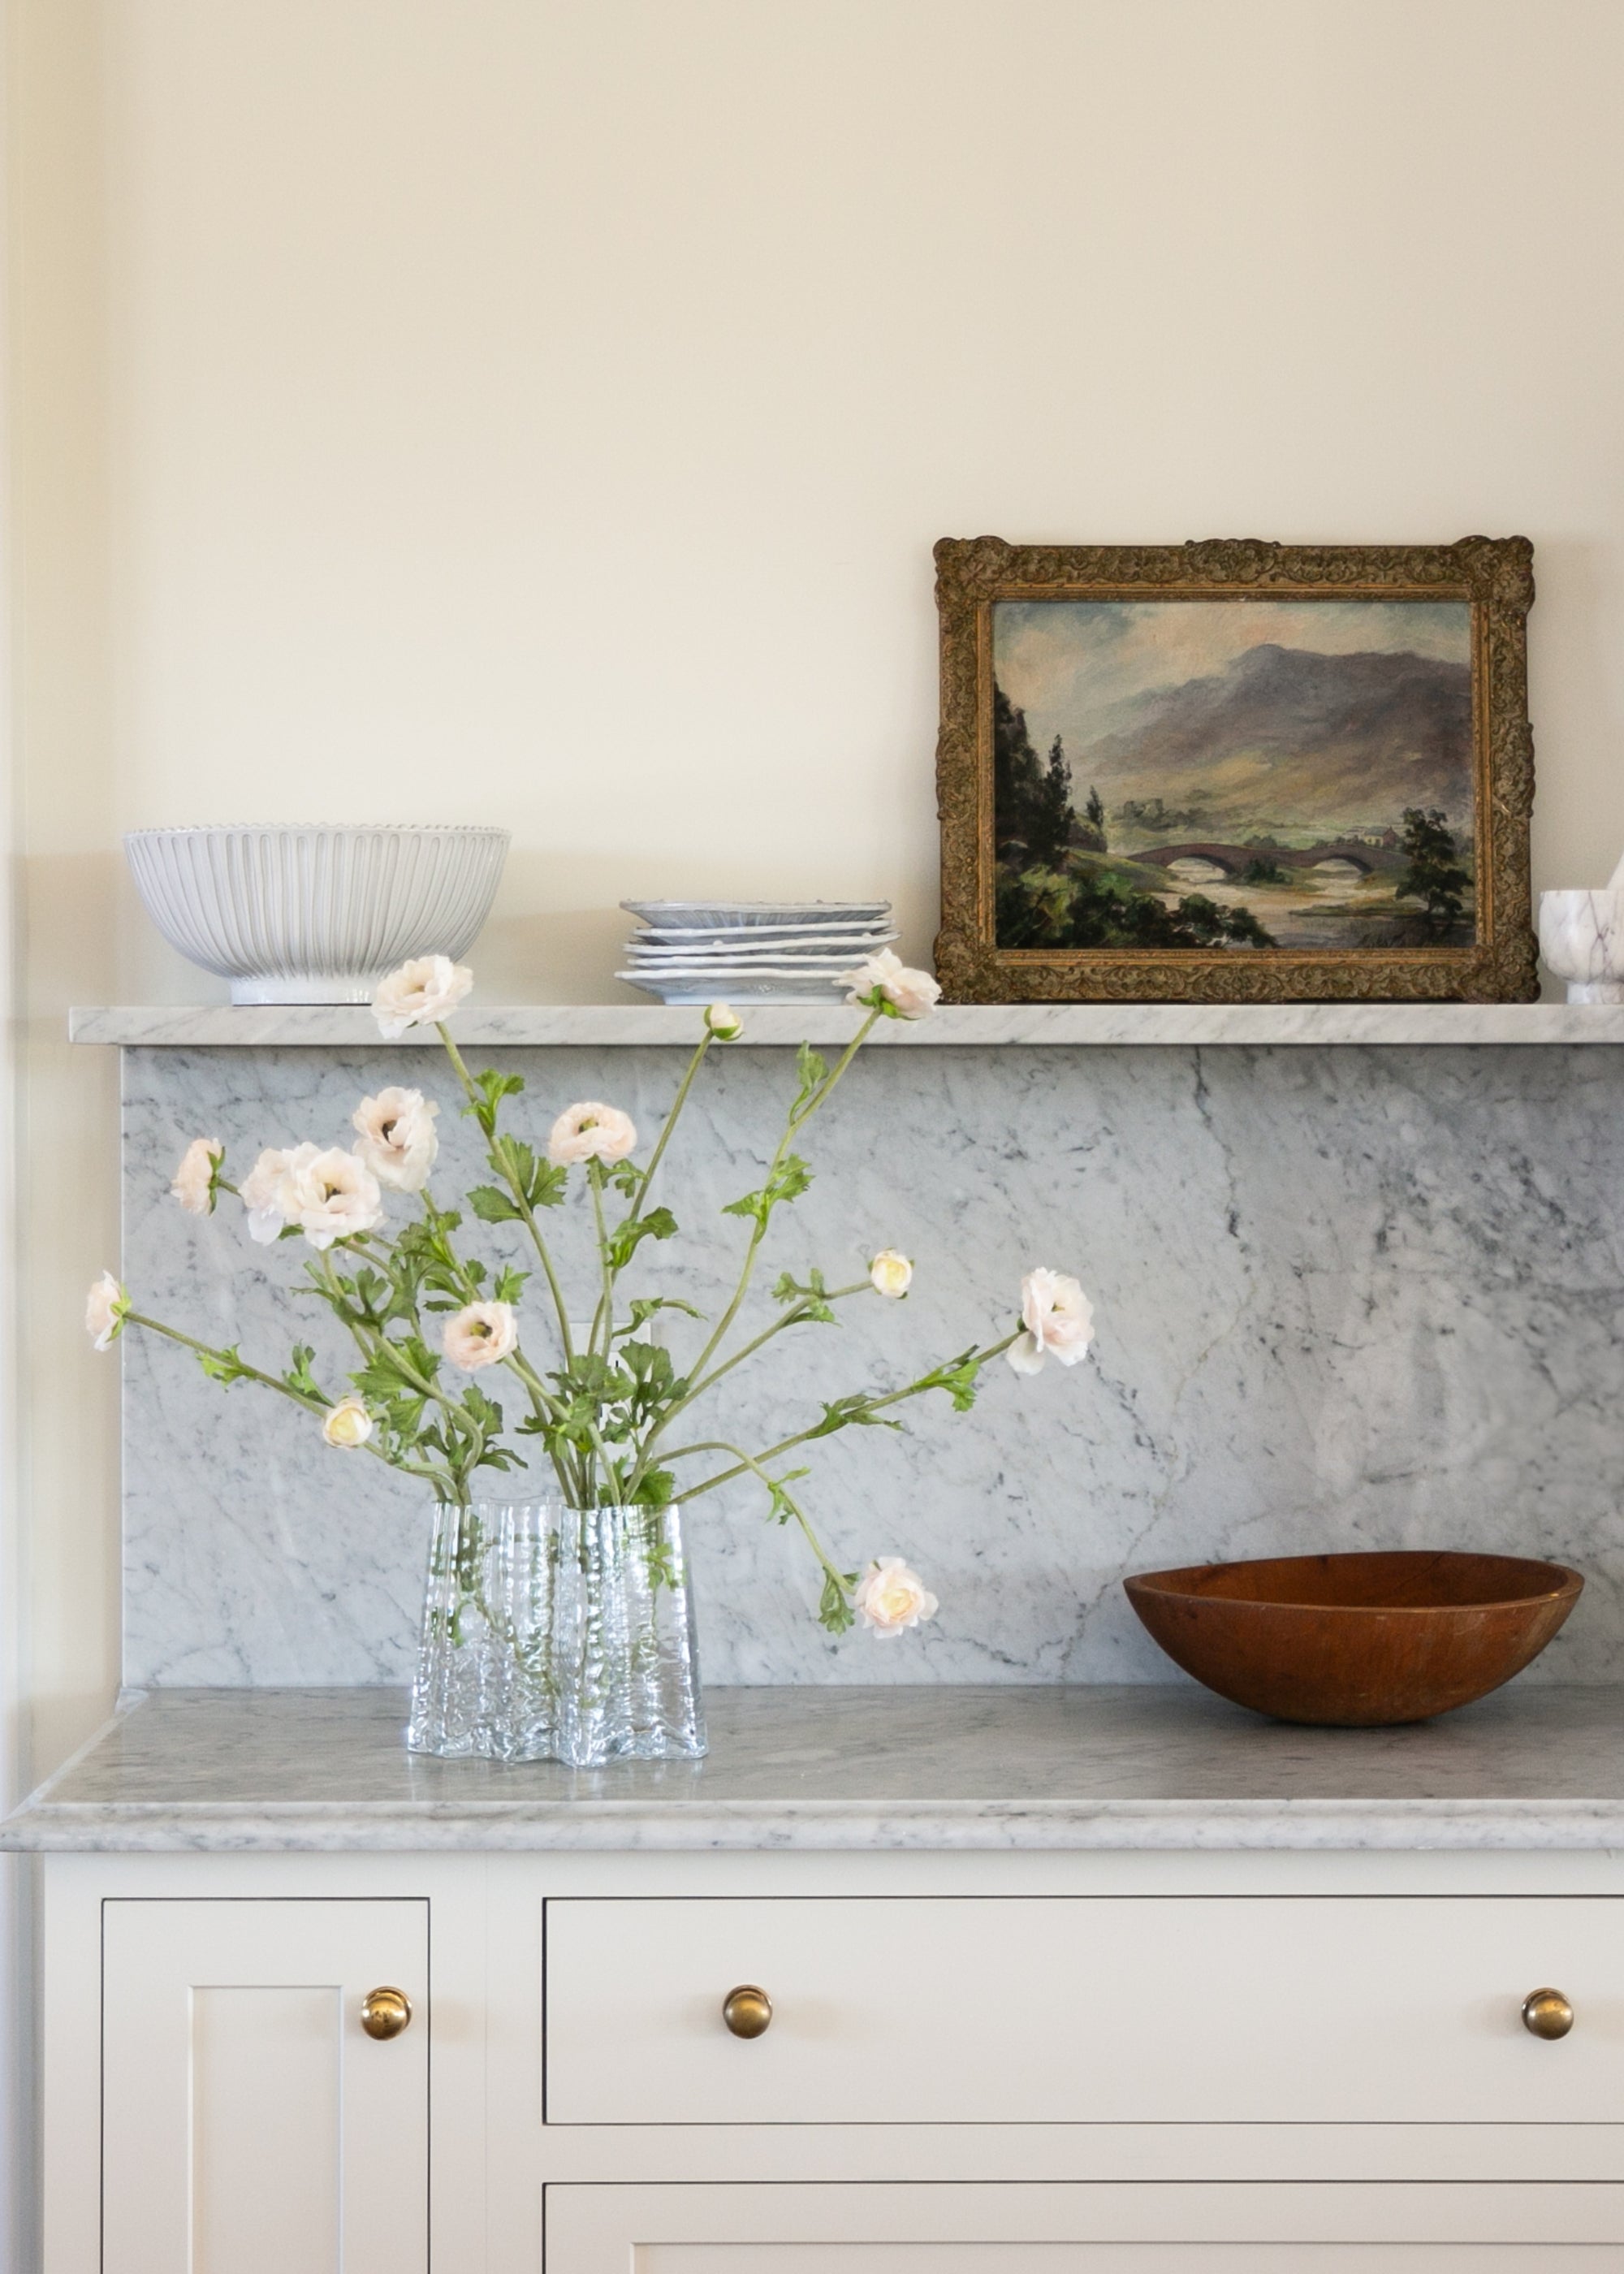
[406,1499,706,1766]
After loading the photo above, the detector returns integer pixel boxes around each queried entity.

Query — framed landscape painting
[934,536,1537,1002]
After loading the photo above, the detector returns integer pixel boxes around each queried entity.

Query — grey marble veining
[74,1002,1624,1047]
[121,1040,1624,1688]
[8,1684,1624,1851]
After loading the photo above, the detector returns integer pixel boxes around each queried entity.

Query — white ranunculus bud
[322,1395,374,1449]
[705,1001,743,1041]
[171,1137,223,1215]
[443,1299,519,1371]
[352,1087,440,1192]
[853,1556,939,1639]
[869,1248,913,1299]
[371,955,474,1040]
[841,947,941,1021]
[85,1270,130,1351]
[1018,1267,1094,1368]
[547,1101,637,1166]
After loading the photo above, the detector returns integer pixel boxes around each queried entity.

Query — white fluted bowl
[123,825,511,1004]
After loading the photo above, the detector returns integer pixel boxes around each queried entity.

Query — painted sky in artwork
[994,599,1471,759]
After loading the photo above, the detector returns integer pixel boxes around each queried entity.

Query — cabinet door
[546,2182,1624,2271]
[102,1898,428,2274]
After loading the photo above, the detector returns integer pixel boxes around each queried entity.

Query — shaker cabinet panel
[102,1898,428,2274]
[545,1896,1624,2126]
[545,2181,1624,2270]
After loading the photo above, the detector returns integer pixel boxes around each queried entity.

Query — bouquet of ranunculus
[87,949,1092,1638]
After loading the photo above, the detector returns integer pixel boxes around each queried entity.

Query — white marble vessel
[1540,880,1624,1003]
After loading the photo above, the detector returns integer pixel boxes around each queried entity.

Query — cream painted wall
[11,0,1624,1771]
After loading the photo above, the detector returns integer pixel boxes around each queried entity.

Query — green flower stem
[620,1031,712,1226]
[661,1007,883,1424]
[677,1280,870,1406]
[499,1349,588,1504]
[122,1312,449,1491]
[666,1331,1021,1503]
[678,1437,852,1610]
[435,1022,576,1365]
[586,1161,615,1358]
[620,1279,870,1502]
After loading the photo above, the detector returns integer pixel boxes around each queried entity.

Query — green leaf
[723,1155,811,1230]
[922,1350,983,1413]
[615,1295,702,1339]
[793,1039,827,1117]
[468,1184,522,1224]
[629,1467,676,1509]
[771,1268,835,1324]
[197,1343,253,1388]
[802,1393,903,1441]
[606,1159,646,1200]
[818,1568,858,1634]
[492,1265,529,1304]
[605,1205,678,1272]
[461,1066,526,1132]
[282,1343,323,1400]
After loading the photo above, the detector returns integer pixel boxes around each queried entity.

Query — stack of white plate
[617,901,897,1005]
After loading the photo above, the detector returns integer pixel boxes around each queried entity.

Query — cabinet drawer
[544,1896,1624,2126]
[546,2181,1624,2268]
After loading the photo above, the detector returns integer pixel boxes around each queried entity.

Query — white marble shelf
[67,1002,1624,1048]
[6,1684,1624,1853]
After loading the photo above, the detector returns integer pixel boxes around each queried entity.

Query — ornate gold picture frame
[934,535,1536,1003]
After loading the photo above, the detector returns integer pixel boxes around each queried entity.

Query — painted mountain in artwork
[1080,644,1473,841]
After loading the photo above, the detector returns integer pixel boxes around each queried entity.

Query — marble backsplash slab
[120,1044,1624,1687]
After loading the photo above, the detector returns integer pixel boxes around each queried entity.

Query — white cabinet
[100,1899,428,2274]
[34,1848,1624,2274]
[545,2181,1624,2268]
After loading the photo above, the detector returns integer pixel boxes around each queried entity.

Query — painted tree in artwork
[1396,807,1471,931]
[1073,782,1108,855]
[1026,736,1076,867]
[992,683,1044,858]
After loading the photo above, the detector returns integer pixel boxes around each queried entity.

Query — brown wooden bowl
[1123,1550,1583,1726]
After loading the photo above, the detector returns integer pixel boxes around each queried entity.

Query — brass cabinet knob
[722,1984,772,2039]
[360,1986,412,2041]
[1522,1987,1574,2040]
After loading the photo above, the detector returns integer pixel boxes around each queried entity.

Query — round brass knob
[360,1986,412,2041]
[1522,1988,1574,2040]
[722,1984,772,2039]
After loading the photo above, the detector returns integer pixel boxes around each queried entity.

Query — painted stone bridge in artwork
[1136,839,1402,877]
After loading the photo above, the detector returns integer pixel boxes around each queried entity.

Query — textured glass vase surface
[407,1500,706,1766]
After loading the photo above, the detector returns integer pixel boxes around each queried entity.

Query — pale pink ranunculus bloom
[352,1087,440,1191]
[443,1299,519,1371]
[85,1269,129,1351]
[171,1136,223,1215]
[841,946,940,1020]
[371,955,473,1040]
[240,1143,315,1244]
[1006,1267,1094,1375]
[547,1100,637,1167]
[869,1248,913,1299]
[322,1395,374,1449]
[283,1147,385,1252]
[853,1556,939,1639]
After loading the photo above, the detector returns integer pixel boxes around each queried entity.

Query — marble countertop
[6,1684,1624,1852]
[68,1002,1624,1048]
